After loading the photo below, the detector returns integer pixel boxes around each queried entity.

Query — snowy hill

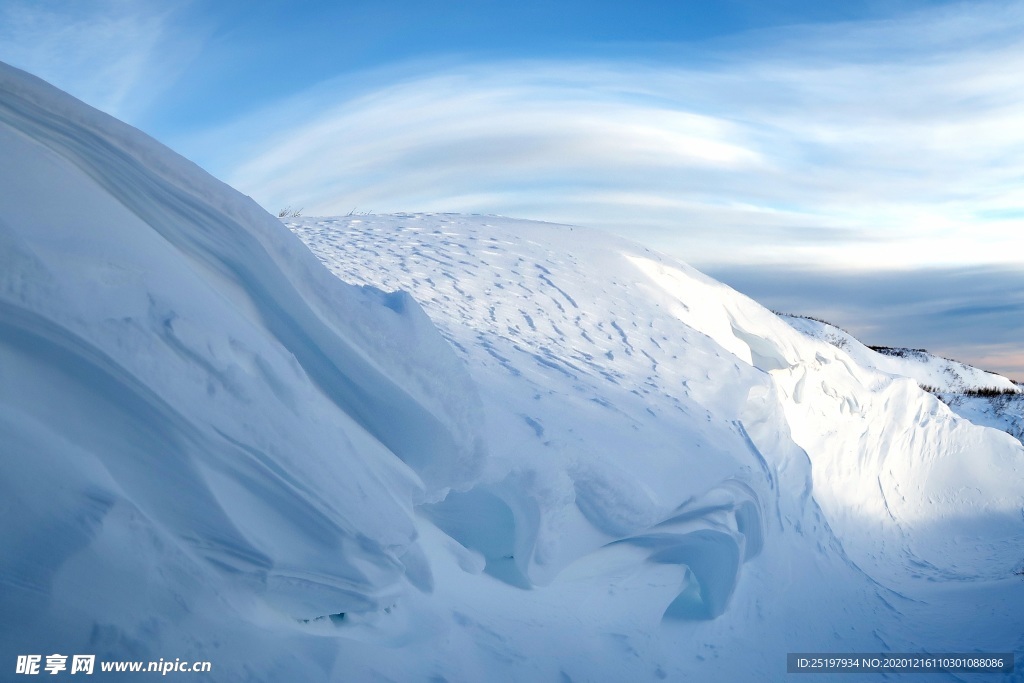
[782,314,1024,443]
[0,61,485,677]
[290,214,1024,678]
[945,392,1024,444]
[2,59,1023,681]
[781,314,1019,394]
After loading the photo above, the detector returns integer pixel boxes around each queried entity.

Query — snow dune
[782,313,1020,395]
[0,60,483,674]
[784,313,1024,444]
[293,214,1024,587]
[293,214,1024,678]
[2,59,1023,681]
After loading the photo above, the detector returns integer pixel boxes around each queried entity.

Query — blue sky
[2,0,1023,378]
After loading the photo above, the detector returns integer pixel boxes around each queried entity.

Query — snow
[783,312,1024,449]
[939,392,1024,443]
[291,214,1024,677]
[2,59,1023,681]
[782,313,1020,394]
[0,59,483,667]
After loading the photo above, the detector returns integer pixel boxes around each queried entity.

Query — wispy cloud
[0,0,203,122]
[218,65,764,220]
[208,1,1024,270]
[5,0,1017,375]
[706,263,1024,380]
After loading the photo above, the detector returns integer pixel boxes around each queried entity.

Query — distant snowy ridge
[781,313,1024,443]
[2,56,1023,682]
[780,313,1019,394]
[939,390,1024,444]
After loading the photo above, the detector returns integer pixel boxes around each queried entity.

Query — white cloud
[206,1,1024,271]
[0,0,202,122]
[226,70,763,206]
[705,262,1024,379]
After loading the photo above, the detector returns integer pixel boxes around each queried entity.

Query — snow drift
[2,59,1023,681]
[292,214,1024,679]
[781,313,1019,395]
[784,313,1024,444]
[0,60,484,675]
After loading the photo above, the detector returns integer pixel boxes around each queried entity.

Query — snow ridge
[292,213,1024,678]
[782,313,1024,445]
[781,313,1019,394]
[0,60,484,676]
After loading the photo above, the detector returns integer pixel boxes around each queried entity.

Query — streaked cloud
[3,0,1019,376]
[206,1,1024,271]
[217,66,764,220]
[706,264,1024,380]
[0,0,203,122]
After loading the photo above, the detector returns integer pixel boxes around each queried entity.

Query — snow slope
[291,214,1024,679]
[0,61,485,677]
[781,313,1019,394]
[940,393,1024,444]
[783,313,1024,444]
[2,58,1023,682]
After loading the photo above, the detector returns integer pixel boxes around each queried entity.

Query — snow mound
[293,213,1024,678]
[782,314,1019,394]
[0,60,484,669]
[294,214,1024,586]
[783,313,1024,446]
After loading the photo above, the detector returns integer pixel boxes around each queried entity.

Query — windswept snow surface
[0,61,484,679]
[940,393,1024,444]
[783,314,1024,445]
[1,58,1022,682]
[781,314,1019,395]
[292,214,1024,680]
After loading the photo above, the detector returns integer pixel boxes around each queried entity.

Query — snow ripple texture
[292,214,1024,679]
[292,214,1024,586]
